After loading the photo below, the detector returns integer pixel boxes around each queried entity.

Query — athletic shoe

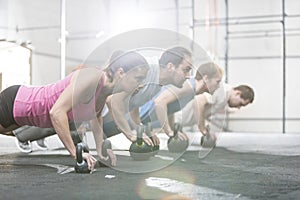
[15,138,32,153]
[35,139,48,151]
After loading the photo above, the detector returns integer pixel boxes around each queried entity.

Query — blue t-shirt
[139,78,196,125]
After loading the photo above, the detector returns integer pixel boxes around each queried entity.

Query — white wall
[222,0,300,133]
[0,42,31,89]
[0,0,61,85]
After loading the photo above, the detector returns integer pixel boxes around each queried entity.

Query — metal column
[224,0,229,131]
[60,0,66,79]
[281,0,286,133]
[191,0,195,52]
[175,0,180,42]
[224,0,229,83]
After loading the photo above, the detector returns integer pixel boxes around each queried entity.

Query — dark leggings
[0,85,20,128]
[14,126,56,142]
[14,121,80,143]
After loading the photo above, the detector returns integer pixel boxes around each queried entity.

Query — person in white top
[180,83,254,136]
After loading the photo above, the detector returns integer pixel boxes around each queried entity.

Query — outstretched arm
[129,107,141,131]
[91,117,117,166]
[107,93,154,146]
[106,92,135,141]
[154,83,191,137]
[50,83,77,159]
[50,69,99,171]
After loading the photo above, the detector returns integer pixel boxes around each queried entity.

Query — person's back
[13,73,73,127]
[13,70,106,128]
[179,83,255,133]
[179,83,231,128]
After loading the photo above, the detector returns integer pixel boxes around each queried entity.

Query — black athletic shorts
[0,85,21,128]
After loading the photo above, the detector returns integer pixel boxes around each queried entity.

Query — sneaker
[35,139,48,151]
[15,138,32,153]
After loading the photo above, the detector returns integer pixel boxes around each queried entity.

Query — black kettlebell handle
[76,142,89,164]
[102,139,112,158]
[136,125,144,146]
[145,122,152,137]
[173,123,182,138]
[205,125,211,138]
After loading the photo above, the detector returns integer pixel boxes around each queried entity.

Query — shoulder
[195,92,212,105]
[70,68,103,85]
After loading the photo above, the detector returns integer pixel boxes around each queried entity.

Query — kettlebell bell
[167,123,189,153]
[74,142,90,173]
[129,125,152,161]
[98,139,112,167]
[145,122,159,156]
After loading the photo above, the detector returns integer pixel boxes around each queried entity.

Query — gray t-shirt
[101,63,162,117]
[128,63,162,111]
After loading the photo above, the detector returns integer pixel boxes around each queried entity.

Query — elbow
[49,107,62,123]
[154,98,164,108]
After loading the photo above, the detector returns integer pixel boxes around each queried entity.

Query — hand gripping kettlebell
[145,122,159,156]
[129,125,152,161]
[98,139,112,167]
[167,123,189,153]
[75,142,90,173]
[200,126,216,148]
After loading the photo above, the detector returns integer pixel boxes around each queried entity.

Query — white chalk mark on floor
[145,177,251,200]
[42,164,74,174]
[154,155,174,161]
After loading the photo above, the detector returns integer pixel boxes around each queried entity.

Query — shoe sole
[15,138,32,153]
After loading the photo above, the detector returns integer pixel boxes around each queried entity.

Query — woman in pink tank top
[0,50,149,171]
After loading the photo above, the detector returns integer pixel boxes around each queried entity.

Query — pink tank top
[13,72,105,128]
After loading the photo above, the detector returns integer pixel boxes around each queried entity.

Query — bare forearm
[192,96,208,135]
[114,111,135,140]
[168,114,175,130]
[50,112,75,159]
[129,108,141,130]
[108,98,134,140]
[90,118,103,157]
[197,106,207,135]
[155,101,172,135]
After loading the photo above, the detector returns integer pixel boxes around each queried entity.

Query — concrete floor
[0,132,300,200]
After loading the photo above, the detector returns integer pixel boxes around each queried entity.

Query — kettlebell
[129,125,152,161]
[200,126,216,148]
[167,123,189,153]
[145,122,159,156]
[98,139,112,167]
[74,142,90,173]
[102,139,112,158]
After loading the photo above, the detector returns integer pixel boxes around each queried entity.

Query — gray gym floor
[0,132,299,200]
